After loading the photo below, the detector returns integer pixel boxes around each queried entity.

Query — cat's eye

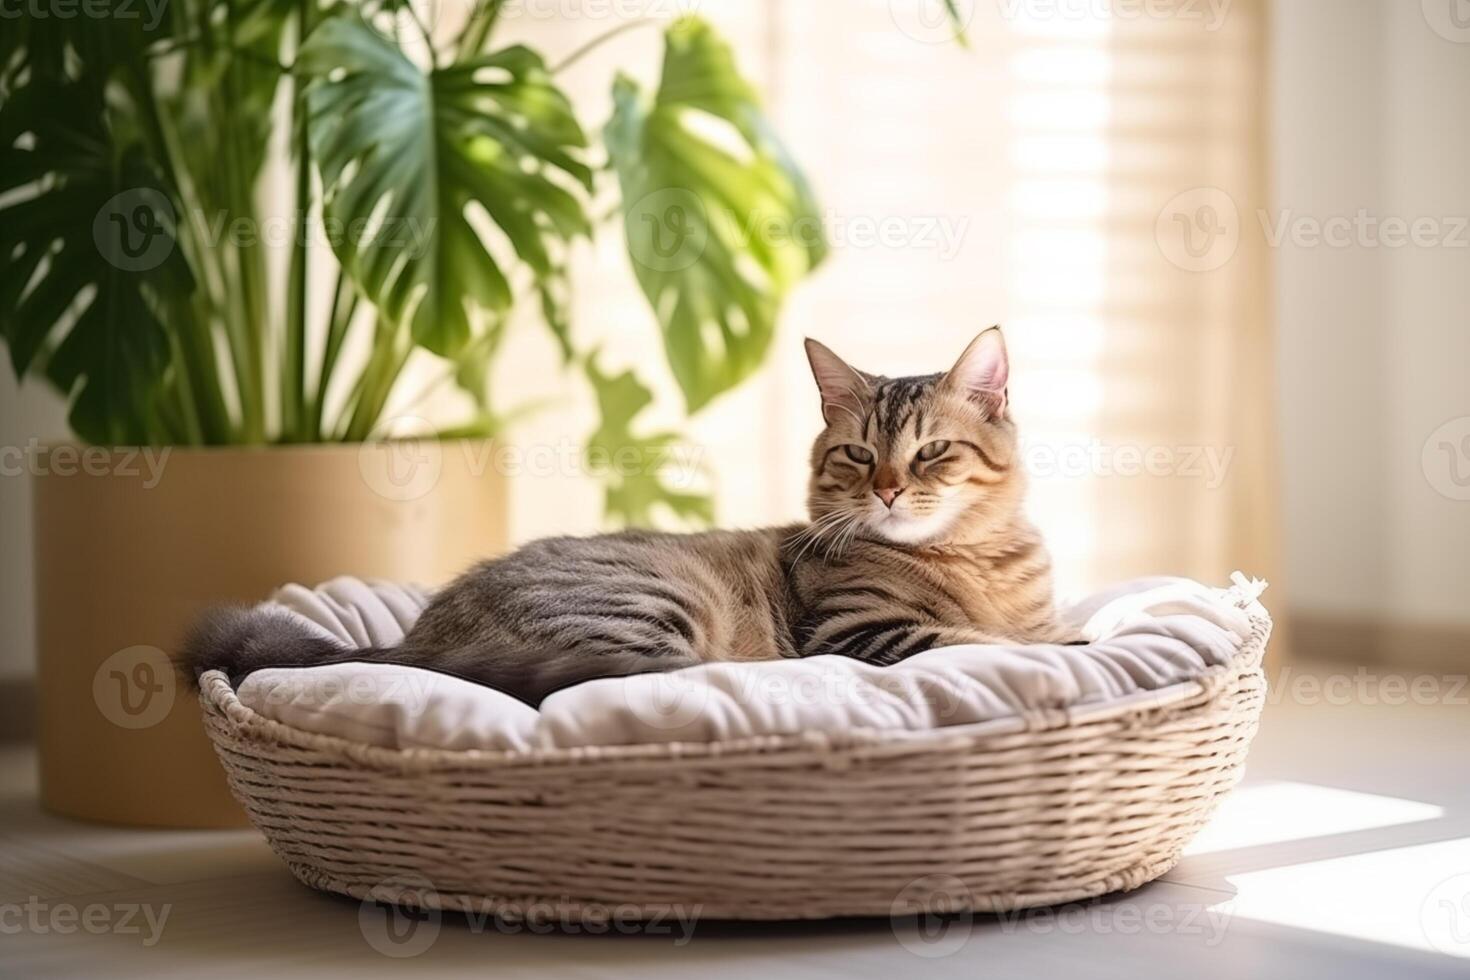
[916,440,951,462]
[843,444,875,465]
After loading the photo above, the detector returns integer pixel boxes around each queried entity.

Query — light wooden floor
[4,663,1470,978]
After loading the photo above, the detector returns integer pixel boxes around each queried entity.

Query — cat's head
[803,328,1023,547]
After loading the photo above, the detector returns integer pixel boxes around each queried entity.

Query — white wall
[1272,0,1470,628]
[1380,1,1470,626]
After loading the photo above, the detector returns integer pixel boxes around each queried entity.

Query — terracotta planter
[33,442,507,828]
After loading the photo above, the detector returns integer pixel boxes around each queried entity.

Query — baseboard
[0,677,35,743]
[1289,611,1470,673]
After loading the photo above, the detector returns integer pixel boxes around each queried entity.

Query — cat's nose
[874,487,904,509]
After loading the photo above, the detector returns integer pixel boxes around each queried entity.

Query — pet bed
[196,574,1270,920]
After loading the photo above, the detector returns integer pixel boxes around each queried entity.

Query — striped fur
[181,328,1076,705]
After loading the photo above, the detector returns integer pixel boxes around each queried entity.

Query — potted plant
[1,4,825,825]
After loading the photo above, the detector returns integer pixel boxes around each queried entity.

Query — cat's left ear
[944,326,1009,417]
[805,338,873,428]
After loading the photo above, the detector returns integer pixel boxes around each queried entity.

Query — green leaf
[605,16,826,414]
[584,357,712,528]
[451,327,501,413]
[944,0,972,48]
[1,2,175,89]
[297,18,592,359]
[0,79,184,444]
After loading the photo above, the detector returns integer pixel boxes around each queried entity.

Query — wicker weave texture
[198,612,1269,920]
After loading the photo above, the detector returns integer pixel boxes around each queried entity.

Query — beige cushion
[236,575,1268,752]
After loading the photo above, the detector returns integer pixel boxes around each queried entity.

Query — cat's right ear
[804,338,871,428]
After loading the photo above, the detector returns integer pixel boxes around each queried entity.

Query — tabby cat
[183,327,1074,705]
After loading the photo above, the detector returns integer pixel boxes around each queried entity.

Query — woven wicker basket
[197,608,1269,921]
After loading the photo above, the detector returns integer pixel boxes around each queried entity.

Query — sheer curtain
[484,0,1280,603]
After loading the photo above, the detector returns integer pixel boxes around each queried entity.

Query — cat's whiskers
[788,510,852,565]
[787,509,845,549]
[822,512,864,562]
[803,510,861,565]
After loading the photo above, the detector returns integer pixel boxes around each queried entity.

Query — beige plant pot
[33,441,507,828]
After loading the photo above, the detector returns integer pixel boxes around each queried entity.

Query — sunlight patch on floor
[1225,836,1470,959]
[1185,781,1445,856]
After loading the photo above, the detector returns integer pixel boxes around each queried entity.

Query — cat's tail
[178,607,361,690]
[179,606,696,706]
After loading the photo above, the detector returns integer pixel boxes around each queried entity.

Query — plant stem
[124,50,235,444]
[551,19,659,75]
[282,200,309,441]
[146,34,290,72]
[163,332,205,446]
[282,4,312,442]
[221,1,269,443]
[171,295,236,443]
[455,0,505,62]
[333,375,366,443]
[342,318,411,442]
[219,208,266,442]
[155,381,193,445]
[405,3,439,70]
[309,269,358,440]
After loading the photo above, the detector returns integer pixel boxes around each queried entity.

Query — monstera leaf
[606,17,826,414]
[584,358,712,528]
[0,80,183,444]
[296,17,591,358]
[0,12,195,442]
